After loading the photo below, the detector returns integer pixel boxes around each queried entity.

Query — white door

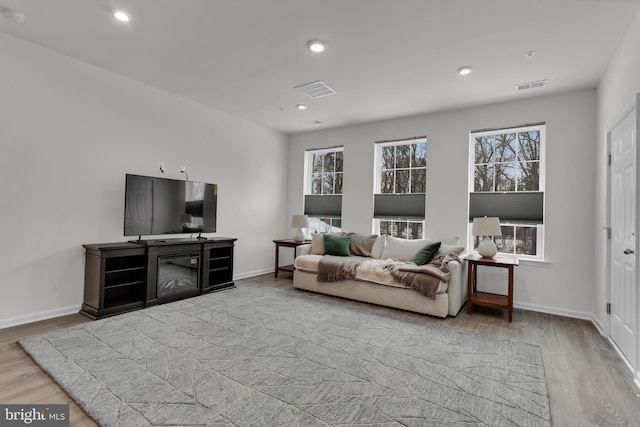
[610,106,637,367]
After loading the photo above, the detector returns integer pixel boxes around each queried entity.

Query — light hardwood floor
[2,273,640,426]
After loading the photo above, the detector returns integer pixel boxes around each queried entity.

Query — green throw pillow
[324,234,351,256]
[410,241,441,265]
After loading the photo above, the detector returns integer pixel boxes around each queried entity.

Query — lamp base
[477,238,497,258]
[293,228,305,242]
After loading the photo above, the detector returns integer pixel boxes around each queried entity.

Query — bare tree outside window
[475,225,538,256]
[311,150,343,195]
[474,131,539,192]
[380,142,426,195]
[380,220,423,240]
[309,217,341,233]
[376,138,426,239]
[306,148,344,232]
[470,126,544,258]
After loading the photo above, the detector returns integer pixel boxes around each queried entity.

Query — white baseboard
[515,301,608,343]
[591,316,606,336]
[0,305,81,330]
[233,268,274,281]
[514,301,595,322]
[607,337,640,393]
[1,270,275,329]
[0,284,602,337]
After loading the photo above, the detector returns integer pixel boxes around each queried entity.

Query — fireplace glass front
[157,254,199,299]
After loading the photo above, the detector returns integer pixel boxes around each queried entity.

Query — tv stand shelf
[81,238,236,320]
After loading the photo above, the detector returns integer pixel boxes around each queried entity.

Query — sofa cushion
[324,234,351,256]
[381,236,438,261]
[410,241,441,265]
[347,233,378,257]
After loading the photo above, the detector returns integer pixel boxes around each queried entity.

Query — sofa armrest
[296,244,312,257]
[446,259,468,316]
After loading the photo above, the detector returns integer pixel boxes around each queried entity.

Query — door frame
[605,93,640,387]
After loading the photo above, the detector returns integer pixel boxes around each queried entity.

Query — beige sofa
[293,234,467,318]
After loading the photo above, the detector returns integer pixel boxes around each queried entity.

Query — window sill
[518,258,551,267]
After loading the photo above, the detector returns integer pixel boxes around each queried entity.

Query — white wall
[288,89,597,317]
[595,10,640,331]
[0,33,289,325]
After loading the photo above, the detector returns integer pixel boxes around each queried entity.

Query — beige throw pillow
[310,233,325,255]
[347,233,378,257]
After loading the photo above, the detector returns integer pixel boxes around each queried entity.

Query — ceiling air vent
[516,79,547,91]
[295,80,336,99]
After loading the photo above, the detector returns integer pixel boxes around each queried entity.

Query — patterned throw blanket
[388,253,459,299]
[317,255,365,282]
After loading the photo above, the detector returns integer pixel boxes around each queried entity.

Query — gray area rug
[20,286,551,426]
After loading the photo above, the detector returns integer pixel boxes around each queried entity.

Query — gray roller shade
[469,192,544,223]
[304,195,342,218]
[374,193,425,220]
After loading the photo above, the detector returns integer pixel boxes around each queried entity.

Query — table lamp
[472,216,502,258]
[291,214,309,242]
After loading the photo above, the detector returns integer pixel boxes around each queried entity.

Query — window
[304,147,343,233]
[373,137,427,239]
[468,124,545,259]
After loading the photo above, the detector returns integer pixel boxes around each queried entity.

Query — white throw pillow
[370,235,386,259]
[436,244,465,258]
[381,236,438,261]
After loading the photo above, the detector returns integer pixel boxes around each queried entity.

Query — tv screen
[124,174,217,237]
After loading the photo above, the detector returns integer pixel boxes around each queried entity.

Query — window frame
[467,124,546,260]
[373,137,427,239]
[374,137,427,195]
[305,146,344,196]
[304,146,344,233]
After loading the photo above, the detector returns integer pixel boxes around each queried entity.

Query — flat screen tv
[124,174,217,237]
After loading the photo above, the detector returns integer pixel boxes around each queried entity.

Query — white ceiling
[1,0,639,134]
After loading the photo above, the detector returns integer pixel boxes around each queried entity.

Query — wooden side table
[273,239,311,278]
[465,254,519,322]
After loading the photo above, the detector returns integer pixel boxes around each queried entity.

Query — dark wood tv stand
[81,237,236,320]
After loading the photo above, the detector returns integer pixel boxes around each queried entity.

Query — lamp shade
[472,217,501,237]
[291,214,309,229]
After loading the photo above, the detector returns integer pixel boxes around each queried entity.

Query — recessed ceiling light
[297,104,307,110]
[525,50,536,58]
[113,10,130,22]
[457,66,473,76]
[307,40,327,53]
